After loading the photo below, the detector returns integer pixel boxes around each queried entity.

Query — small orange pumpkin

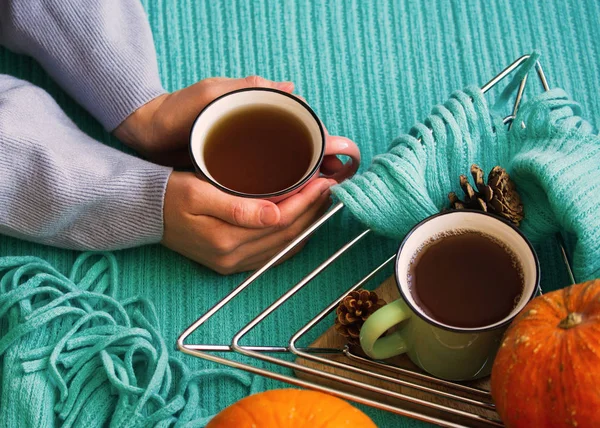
[491,279,600,427]
[206,388,377,428]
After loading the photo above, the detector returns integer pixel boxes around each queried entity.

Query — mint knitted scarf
[333,85,600,282]
[0,253,261,427]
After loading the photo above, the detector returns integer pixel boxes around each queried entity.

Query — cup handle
[322,136,361,183]
[359,299,411,360]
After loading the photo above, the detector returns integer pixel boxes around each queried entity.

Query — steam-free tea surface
[204,105,314,195]
[409,231,524,328]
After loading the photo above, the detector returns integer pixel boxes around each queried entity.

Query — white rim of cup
[188,87,326,199]
[394,210,540,333]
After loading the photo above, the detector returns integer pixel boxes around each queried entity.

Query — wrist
[114,93,169,153]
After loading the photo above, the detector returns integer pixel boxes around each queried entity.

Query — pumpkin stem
[558,312,583,329]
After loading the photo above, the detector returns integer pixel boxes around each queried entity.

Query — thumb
[203,185,281,228]
[225,75,295,93]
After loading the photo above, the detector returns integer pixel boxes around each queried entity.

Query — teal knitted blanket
[2,1,599,427]
[2,57,598,427]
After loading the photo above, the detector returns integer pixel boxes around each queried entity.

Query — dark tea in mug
[408,230,524,328]
[203,105,314,195]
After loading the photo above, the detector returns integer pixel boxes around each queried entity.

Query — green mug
[360,211,540,381]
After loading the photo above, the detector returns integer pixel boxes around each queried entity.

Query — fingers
[171,76,295,123]
[243,185,332,253]
[236,76,294,93]
[222,177,335,245]
[213,176,333,239]
[200,184,281,228]
[277,178,336,227]
[169,169,336,274]
[216,189,332,273]
[200,177,334,249]
[201,76,295,100]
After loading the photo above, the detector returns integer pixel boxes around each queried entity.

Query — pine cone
[334,289,386,345]
[448,164,524,226]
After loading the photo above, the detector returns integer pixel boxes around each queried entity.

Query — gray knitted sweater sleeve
[0,1,173,250]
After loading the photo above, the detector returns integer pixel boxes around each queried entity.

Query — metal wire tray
[177,55,575,427]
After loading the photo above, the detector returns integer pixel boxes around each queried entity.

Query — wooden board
[294,276,501,427]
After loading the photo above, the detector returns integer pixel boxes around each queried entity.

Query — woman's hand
[114,76,294,166]
[117,76,350,273]
[162,171,335,274]
[114,75,346,173]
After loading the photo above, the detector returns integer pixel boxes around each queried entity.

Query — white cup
[189,88,360,202]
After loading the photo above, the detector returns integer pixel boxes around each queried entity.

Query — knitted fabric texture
[333,85,600,282]
[0,253,261,427]
[2,1,600,426]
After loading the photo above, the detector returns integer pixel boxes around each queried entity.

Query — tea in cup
[360,210,540,381]
[189,88,360,202]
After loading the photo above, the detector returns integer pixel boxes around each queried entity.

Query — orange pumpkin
[206,388,377,428]
[491,279,600,427]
